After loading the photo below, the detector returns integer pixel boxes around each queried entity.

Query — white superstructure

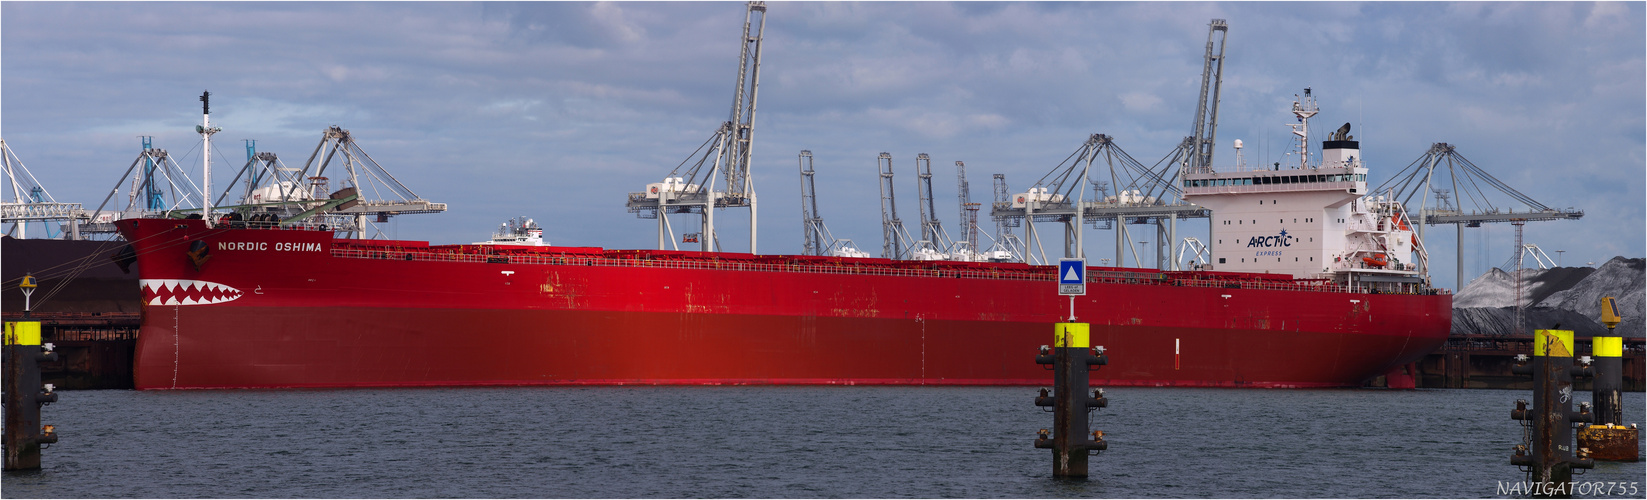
[475,217,548,246]
[1181,89,1429,287]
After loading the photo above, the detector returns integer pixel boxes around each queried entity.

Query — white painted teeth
[139,279,244,306]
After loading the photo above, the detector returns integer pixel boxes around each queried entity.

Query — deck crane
[912,153,954,260]
[797,150,869,258]
[877,152,916,259]
[626,2,767,253]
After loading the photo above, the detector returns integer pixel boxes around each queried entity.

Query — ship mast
[1290,88,1318,170]
[197,91,221,228]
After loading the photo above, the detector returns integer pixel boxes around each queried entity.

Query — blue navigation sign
[1058,258,1085,296]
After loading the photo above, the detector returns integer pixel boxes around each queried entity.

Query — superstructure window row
[1184,173,1364,188]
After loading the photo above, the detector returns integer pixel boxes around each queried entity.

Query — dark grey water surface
[3,387,1643,498]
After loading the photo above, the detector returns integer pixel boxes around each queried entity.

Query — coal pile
[1452,256,1645,337]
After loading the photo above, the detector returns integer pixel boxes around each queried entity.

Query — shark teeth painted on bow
[140,279,244,306]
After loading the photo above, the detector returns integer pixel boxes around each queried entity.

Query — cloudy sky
[3,1,1642,291]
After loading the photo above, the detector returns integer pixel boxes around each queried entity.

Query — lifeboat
[1362,253,1388,268]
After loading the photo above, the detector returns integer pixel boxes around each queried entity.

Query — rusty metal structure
[1576,297,1640,462]
[1033,322,1108,478]
[1509,329,1594,496]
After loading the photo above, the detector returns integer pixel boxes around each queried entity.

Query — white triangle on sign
[1063,266,1080,282]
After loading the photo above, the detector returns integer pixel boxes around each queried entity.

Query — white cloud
[1119,92,1164,113]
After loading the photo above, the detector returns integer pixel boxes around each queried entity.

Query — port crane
[87,99,444,239]
[797,150,869,258]
[990,20,1226,270]
[83,137,207,237]
[987,174,1027,262]
[877,152,916,259]
[1,139,87,239]
[912,153,955,260]
[951,161,989,261]
[989,133,1209,267]
[627,1,766,253]
[282,126,447,238]
[1372,142,1584,289]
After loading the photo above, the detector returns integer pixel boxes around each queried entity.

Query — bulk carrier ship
[111,10,1449,389]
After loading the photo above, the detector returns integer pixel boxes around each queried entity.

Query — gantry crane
[626,2,767,252]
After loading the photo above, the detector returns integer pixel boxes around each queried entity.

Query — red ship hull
[118,219,1451,389]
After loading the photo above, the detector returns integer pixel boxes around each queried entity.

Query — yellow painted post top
[1600,297,1621,329]
[1055,322,1090,348]
[19,274,37,289]
[1594,336,1623,358]
[1534,329,1573,358]
[3,321,42,346]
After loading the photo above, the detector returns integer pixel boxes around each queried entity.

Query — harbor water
[4,386,1643,498]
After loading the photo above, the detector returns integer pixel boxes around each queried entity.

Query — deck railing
[331,248,1448,296]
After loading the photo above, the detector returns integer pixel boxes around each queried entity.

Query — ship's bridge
[1181,139,1368,197]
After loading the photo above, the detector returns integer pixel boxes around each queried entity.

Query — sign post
[1058,258,1085,296]
[1059,258,1085,321]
